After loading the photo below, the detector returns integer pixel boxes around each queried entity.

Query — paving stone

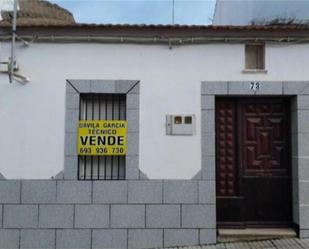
[272,238,303,249]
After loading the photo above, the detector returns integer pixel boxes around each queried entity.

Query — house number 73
[250,82,261,91]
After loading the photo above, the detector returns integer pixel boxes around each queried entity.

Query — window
[245,43,265,70]
[184,116,192,124]
[78,93,126,180]
[174,116,182,124]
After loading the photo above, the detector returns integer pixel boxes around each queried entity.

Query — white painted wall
[213,0,309,25]
[0,42,309,179]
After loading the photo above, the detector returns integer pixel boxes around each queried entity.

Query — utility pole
[10,0,18,83]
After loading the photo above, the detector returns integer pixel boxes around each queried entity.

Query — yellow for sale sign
[77,120,127,156]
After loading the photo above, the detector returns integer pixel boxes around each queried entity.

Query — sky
[49,0,216,25]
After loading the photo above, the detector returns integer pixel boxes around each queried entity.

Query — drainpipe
[9,0,18,83]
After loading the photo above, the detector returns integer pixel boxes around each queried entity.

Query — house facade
[213,0,309,25]
[0,24,309,248]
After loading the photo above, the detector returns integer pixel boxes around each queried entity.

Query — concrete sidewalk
[166,238,309,249]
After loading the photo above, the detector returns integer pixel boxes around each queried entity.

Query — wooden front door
[216,98,292,227]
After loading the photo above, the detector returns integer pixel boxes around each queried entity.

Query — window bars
[78,93,126,180]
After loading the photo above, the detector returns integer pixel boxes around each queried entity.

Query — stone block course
[64,132,77,156]
[298,133,309,156]
[299,182,309,205]
[3,205,38,228]
[64,156,78,180]
[201,95,215,110]
[297,111,309,133]
[301,83,309,95]
[0,229,20,249]
[115,80,139,94]
[65,92,79,109]
[128,229,163,249]
[201,156,216,181]
[22,180,56,204]
[128,180,162,203]
[39,205,74,228]
[20,229,55,249]
[297,95,309,110]
[146,205,180,228]
[164,180,198,204]
[0,180,20,204]
[90,80,116,93]
[198,181,215,204]
[68,80,91,93]
[182,205,216,228]
[200,229,217,245]
[57,181,91,204]
[56,229,91,249]
[126,93,139,109]
[127,109,139,132]
[93,181,127,204]
[0,179,220,248]
[201,110,215,134]
[298,158,309,181]
[111,205,145,228]
[299,229,309,239]
[283,81,308,95]
[126,155,139,180]
[228,81,283,95]
[201,81,227,95]
[164,229,199,247]
[65,109,79,133]
[75,205,109,228]
[300,205,309,229]
[92,229,127,249]
[127,132,139,156]
[0,205,2,228]
[202,133,215,157]
[66,81,79,93]
[126,81,140,94]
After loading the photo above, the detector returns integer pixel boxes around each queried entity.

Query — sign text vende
[77,120,127,156]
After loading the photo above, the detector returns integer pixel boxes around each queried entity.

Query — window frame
[243,43,267,73]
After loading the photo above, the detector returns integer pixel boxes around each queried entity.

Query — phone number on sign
[79,147,125,154]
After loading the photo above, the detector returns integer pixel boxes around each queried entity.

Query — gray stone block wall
[0,179,216,249]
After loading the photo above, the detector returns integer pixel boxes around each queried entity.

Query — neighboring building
[213,0,309,25]
[0,0,75,25]
[0,5,309,249]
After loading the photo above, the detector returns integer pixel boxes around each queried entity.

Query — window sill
[242,69,268,74]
